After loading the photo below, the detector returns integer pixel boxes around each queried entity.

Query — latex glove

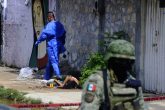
[35,41,40,46]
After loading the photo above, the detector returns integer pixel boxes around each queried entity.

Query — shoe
[40,79,48,84]
[47,79,55,83]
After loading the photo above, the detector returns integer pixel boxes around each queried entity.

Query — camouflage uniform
[80,40,146,110]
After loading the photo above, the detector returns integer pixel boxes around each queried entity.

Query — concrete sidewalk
[146,100,165,110]
[24,90,165,110]
[25,91,82,104]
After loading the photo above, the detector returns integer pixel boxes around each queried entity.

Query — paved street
[146,100,165,110]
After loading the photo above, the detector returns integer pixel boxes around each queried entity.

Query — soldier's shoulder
[89,70,103,77]
[83,70,105,92]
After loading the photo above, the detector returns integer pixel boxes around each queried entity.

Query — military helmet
[104,39,135,61]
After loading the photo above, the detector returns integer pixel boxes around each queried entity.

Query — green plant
[0,86,42,104]
[0,87,24,101]
[29,98,42,104]
[113,31,130,41]
[80,53,105,85]
[80,31,130,85]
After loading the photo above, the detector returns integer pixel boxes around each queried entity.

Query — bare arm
[54,79,63,87]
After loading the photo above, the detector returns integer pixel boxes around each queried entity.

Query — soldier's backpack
[102,70,145,110]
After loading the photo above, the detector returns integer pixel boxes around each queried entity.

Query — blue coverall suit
[35,20,66,80]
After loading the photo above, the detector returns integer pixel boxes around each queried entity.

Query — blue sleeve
[36,22,56,43]
[36,21,66,44]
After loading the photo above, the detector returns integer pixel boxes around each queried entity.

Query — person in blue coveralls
[35,11,66,80]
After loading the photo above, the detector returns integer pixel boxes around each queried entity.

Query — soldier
[80,40,146,110]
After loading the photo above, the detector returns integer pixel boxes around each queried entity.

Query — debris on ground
[17,67,38,80]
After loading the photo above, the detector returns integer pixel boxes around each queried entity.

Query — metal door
[144,0,165,93]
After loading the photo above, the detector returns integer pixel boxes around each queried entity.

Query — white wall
[49,0,56,12]
[2,0,34,68]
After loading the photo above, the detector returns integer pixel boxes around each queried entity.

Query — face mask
[109,58,134,71]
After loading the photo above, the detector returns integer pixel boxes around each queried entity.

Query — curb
[10,103,80,108]
[144,96,165,102]
[10,96,165,108]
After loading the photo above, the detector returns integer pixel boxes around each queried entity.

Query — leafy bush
[80,53,106,85]
[0,87,24,101]
[80,31,130,85]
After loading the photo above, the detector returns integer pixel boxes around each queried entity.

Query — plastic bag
[17,67,38,80]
